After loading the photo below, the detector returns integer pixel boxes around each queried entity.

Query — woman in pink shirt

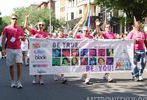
[74,26,93,85]
[53,30,68,84]
[24,15,49,85]
[95,21,116,83]
[127,21,146,81]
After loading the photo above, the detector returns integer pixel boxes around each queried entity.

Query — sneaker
[132,73,135,79]
[133,77,139,82]
[54,76,59,81]
[107,76,114,83]
[17,81,23,89]
[32,79,37,85]
[61,77,67,84]
[84,78,93,85]
[39,79,44,85]
[62,79,67,84]
[11,81,16,88]
[138,76,143,81]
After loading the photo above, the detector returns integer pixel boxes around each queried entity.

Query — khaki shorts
[6,49,23,66]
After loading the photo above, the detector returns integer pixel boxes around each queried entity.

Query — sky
[0,0,49,16]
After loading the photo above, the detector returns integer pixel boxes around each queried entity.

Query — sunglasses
[38,24,45,26]
[11,18,17,20]
[84,30,88,32]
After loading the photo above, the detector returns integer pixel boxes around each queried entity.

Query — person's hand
[25,14,29,19]
[95,19,101,26]
[2,49,6,56]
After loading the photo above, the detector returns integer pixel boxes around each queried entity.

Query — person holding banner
[2,14,24,89]
[127,19,146,81]
[92,19,104,39]
[53,29,68,84]
[95,19,117,83]
[73,26,93,85]
[24,14,49,85]
[54,29,70,84]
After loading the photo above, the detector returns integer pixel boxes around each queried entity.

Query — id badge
[10,37,16,43]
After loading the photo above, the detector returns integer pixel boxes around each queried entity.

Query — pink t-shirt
[75,34,93,39]
[103,32,116,39]
[31,29,49,38]
[127,30,145,50]
[3,25,24,49]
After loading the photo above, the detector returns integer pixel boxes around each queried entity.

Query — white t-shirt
[21,39,29,51]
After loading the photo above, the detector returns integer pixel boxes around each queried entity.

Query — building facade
[37,0,55,12]
[55,0,101,29]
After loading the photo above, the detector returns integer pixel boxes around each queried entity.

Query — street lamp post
[49,0,52,34]
[124,13,127,33]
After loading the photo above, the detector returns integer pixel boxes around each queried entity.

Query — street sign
[48,25,53,32]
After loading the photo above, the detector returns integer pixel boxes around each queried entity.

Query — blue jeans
[132,50,146,78]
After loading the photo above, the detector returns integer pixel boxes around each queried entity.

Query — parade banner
[29,38,134,75]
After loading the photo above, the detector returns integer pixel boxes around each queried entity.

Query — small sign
[48,25,53,31]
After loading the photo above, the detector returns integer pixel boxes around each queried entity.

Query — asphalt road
[0,58,147,100]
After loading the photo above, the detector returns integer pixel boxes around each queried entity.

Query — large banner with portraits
[29,38,134,75]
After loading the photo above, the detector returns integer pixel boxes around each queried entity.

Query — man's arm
[24,15,32,33]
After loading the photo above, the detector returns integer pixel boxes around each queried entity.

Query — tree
[0,12,2,32]
[95,0,147,25]
[13,7,64,31]
[1,6,64,32]
[0,12,8,32]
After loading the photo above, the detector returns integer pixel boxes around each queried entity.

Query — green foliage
[13,7,64,31]
[1,6,65,32]
[0,12,8,32]
[95,0,147,25]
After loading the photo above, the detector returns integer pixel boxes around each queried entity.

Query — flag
[87,8,91,29]
[83,0,91,30]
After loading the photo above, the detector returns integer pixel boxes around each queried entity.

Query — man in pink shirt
[127,21,146,81]
[2,14,24,89]
[24,15,49,85]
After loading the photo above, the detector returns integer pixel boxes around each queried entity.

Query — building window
[71,12,74,19]
[79,9,82,14]
[68,0,75,7]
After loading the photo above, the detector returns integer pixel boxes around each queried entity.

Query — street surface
[0,58,147,100]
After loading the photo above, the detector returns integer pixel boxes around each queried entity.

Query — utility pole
[49,0,52,33]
